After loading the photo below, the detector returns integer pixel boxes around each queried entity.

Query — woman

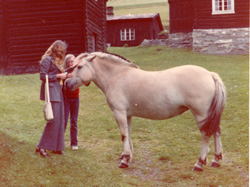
[36,40,74,157]
[63,54,80,150]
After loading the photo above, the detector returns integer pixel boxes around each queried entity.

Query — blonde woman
[36,40,75,157]
[63,54,80,150]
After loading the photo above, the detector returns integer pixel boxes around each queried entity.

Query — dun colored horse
[65,52,226,171]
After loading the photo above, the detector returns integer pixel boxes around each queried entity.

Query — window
[120,28,135,41]
[212,0,235,15]
[88,33,97,52]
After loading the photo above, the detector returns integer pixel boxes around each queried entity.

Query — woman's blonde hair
[40,40,68,66]
[63,54,75,69]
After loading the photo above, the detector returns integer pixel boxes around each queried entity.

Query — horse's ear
[75,53,89,62]
[86,55,96,62]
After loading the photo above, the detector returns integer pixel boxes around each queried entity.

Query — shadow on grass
[0,131,128,187]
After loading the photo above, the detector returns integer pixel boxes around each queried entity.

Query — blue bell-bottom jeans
[64,97,79,146]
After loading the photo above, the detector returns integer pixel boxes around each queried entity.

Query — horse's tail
[200,72,227,136]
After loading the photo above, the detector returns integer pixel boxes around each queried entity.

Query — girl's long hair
[40,40,68,66]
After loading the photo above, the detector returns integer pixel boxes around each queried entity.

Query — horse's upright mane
[91,52,139,69]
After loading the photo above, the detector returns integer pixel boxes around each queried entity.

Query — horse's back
[126,65,215,100]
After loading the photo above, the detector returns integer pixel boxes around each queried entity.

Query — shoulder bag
[43,75,54,121]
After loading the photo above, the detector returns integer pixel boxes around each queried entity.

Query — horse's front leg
[113,110,132,168]
[127,116,133,159]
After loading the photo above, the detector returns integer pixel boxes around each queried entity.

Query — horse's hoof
[210,160,220,168]
[119,162,128,168]
[192,164,203,172]
[118,154,130,168]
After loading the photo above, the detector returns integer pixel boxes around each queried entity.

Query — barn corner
[168,0,249,55]
[0,0,108,75]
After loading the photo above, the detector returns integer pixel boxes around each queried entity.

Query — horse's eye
[77,65,83,70]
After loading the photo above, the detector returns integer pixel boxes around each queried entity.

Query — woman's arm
[40,57,57,82]
[40,57,67,81]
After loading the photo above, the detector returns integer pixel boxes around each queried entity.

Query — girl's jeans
[64,97,79,146]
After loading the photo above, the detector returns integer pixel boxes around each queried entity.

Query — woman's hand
[67,73,73,78]
[56,73,68,80]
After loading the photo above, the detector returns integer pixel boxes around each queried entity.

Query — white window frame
[212,0,235,15]
[120,28,135,41]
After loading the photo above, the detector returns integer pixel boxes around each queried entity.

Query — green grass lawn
[0,46,248,186]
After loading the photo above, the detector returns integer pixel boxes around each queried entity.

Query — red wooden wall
[168,0,194,33]
[194,0,249,29]
[168,0,249,33]
[0,0,107,75]
[85,0,107,52]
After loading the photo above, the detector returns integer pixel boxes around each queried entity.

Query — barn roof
[107,13,159,20]
[107,13,164,30]
[107,13,159,21]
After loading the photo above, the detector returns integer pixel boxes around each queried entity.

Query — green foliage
[0,46,248,186]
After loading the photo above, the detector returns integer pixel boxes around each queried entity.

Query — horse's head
[65,53,96,91]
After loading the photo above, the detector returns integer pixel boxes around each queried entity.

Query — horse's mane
[91,52,139,69]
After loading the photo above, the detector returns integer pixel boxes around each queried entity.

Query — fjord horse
[65,52,226,171]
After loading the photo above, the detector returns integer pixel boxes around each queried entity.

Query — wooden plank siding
[168,0,194,33]
[194,0,249,29]
[6,0,85,67]
[0,0,3,70]
[0,0,7,72]
[0,0,107,75]
[169,0,249,33]
[85,0,107,52]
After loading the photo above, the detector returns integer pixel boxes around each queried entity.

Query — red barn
[107,7,164,47]
[168,0,249,54]
[0,0,107,75]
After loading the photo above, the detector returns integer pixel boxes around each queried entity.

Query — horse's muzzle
[64,78,76,92]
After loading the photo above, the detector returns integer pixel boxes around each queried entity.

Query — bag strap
[45,75,50,103]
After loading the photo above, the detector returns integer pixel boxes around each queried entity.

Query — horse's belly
[129,104,188,120]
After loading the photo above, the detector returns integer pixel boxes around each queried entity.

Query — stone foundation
[141,39,169,47]
[193,28,249,55]
[168,32,193,48]
[141,33,192,48]
[140,28,249,55]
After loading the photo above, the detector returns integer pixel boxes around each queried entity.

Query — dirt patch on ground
[223,153,249,186]
[118,145,165,186]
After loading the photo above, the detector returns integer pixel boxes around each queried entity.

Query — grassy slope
[0,46,249,186]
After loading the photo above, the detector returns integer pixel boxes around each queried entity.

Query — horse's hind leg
[193,131,211,172]
[210,131,223,167]
[191,109,212,171]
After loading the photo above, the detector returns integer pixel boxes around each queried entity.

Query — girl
[63,54,80,150]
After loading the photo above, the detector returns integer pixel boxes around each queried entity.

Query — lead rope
[59,65,64,85]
